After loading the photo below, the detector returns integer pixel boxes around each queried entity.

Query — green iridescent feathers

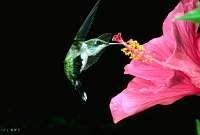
[80,33,112,72]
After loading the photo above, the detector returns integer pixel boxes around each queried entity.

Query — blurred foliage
[197,119,200,135]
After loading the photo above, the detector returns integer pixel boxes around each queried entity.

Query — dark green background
[2,0,200,134]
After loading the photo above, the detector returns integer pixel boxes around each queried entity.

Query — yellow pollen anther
[134,49,139,53]
[129,53,135,59]
[125,51,131,56]
[120,38,153,64]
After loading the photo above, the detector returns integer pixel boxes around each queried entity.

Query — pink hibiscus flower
[110,0,200,123]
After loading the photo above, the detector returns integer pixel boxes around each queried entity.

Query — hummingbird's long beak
[109,43,124,46]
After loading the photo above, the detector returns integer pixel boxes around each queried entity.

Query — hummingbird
[64,0,113,102]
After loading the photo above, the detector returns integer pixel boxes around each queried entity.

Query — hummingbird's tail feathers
[75,80,87,102]
[97,33,112,43]
[74,0,101,41]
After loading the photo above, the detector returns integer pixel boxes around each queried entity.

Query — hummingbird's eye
[96,40,101,44]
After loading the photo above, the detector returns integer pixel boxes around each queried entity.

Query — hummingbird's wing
[80,33,112,72]
[74,0,101,41]
[97,33,113,42]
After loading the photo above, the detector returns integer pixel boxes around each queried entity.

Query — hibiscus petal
[163,0,200,66]
[124,61,174,86]
[172,18,200,64]
[163,0,198,42]
[144,36,174,61]
[124,36,174,85]
[197,34,200,54]
[165,23,200,88]
[110,72,200,123]
[125,0,199,86]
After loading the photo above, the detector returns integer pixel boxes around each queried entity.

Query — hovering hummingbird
[64,0,113,102]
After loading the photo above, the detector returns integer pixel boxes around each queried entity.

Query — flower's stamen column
[112,33,153,64]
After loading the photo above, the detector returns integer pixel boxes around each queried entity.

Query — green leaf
[49,116,67,127]
[176,2,200,24]
[197,119,200,135]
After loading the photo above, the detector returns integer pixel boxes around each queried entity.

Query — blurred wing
[97,33,112,42]
[74,0,101,41]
